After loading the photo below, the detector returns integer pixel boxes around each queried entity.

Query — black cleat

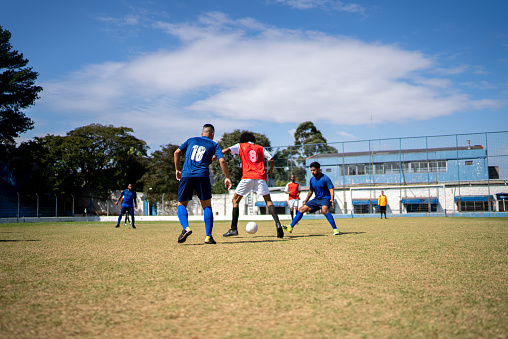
[115,224,120,228]
[276,225,284,239]
[178,229,192,243]
[205,237,216,244]
[132,225,136,229]
[223,228,239,237]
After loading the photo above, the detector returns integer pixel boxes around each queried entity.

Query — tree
[10,124,148,199]
[210,129,271,192]
[138,143,180,202]
[0,26,42,143]
[294,121,338,157]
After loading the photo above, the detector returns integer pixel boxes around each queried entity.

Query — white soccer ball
[245,221,258,234]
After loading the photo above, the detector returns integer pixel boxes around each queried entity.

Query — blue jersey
[179,136,224,178]
[310,173,334,199]
[121,189,137,207]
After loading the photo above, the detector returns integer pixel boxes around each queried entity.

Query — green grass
[0,218,507,338]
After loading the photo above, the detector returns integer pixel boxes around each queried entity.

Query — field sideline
[1,218,507,338]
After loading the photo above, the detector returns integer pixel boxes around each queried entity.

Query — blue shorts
[305,198,331,212]
[178,177,212,202]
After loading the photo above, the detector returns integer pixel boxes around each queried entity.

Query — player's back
[181,136,220,178]
[239,143,266,180]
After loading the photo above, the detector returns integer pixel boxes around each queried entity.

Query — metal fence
[2,131,508,219]
[266,131,508,215]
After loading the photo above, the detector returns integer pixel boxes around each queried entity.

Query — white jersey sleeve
[228,143,241,155]
[263,147,272,161]
[284,183,290,193]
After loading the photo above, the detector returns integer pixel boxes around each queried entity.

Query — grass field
[0,217,507,338]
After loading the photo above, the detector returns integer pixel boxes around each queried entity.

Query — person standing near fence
[284,174,301,221]
[174,124,232,244]
[378,191,388,219]
[115,183,137,229]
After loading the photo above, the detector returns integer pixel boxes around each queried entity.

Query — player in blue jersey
[174,124,232,244]
[283,161,340,235]
[115,183,138,229]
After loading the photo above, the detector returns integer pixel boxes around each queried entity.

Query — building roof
[306,145,485,159]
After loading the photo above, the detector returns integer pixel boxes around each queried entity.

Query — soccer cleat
[333,229,341,236]
[277,227,284,239]
[115,224,120,228]
[132,225,136,229]
[223,228,238,237]
[178,229,192,243]
[124,223,127,226]
[282,225,293,233]
[205,236,216,244]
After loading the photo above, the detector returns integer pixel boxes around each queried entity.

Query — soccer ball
[245,221,258,234]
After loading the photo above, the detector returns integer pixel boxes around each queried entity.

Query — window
[465,161,473,165]
[405,203,437,213]
[457,201,492,212]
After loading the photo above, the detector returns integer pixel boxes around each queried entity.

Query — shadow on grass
[0,239,41,242]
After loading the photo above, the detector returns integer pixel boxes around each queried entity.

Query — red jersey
[230,143,270,181]
[285,182,301,200]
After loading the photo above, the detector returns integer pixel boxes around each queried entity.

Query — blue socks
[325,212,337,229]
[204,206,213,237]
[177,205,189,229]
[291,211,303,227]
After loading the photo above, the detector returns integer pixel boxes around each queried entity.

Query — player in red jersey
[284,174,301,221]
[222,132,284,238]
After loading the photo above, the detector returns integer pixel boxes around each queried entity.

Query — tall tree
[138,143,180,202]
[0,26,42,143]
[294,121,338,157]
[11,124,148,199]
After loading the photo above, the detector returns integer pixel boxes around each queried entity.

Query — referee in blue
[174,124,232,244]
[283,161,340,235]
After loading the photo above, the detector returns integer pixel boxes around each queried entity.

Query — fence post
[36,193,39,218]
[17,192,20,219]
[71,194,74,217]
[55,194,58,217]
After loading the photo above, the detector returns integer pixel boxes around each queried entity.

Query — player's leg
[224,179,252,237]
[197,178,216,244]
[116,207,126,227]
[129,207,135,228]
[284,204,313,233]
[177,178,193,243]
[223,193,243,237]
[263,194,283,238]
[322,203,340,235]
[200,199,215,244]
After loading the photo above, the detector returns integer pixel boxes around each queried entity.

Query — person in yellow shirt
[378,191,388,219]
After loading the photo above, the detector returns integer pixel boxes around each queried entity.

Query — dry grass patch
[0,217,507,338]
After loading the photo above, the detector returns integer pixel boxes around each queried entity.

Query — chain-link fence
[2,131,507,219]
[266,131,508,215]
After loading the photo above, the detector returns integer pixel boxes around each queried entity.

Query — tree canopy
[10,124,147,199]
[0,26,42,143]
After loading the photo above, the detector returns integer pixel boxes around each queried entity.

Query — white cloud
[273,0,366,14]
[38,12,503,148]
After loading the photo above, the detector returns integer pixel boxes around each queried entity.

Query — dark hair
[202,124,215,133]
[309,161,321,169]
[240,132,256,144]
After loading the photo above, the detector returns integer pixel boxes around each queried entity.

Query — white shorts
[235,179,270,196]
[288,199,300,209]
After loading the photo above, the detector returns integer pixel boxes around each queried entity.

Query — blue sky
[2,0,507,151]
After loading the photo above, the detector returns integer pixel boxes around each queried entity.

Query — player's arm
[218,157,232,190]
[222,147,231,154]
[174,148,183,181]
[267,158,274,175]
[303,189,313,204]
[329,188,335,208]
[115,192,123,205]
[134,193,138,208]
